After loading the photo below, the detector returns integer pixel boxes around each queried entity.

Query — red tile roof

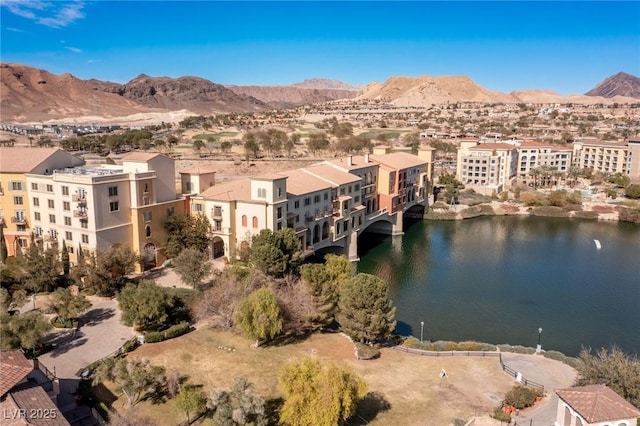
[556,384,640,423]
[3,382,71,425]
[0,350,33,397]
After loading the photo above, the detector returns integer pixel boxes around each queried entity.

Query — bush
[625,184,640,199]
[497,344,536,354]
[163,322,192,339]
[402,337,496,352]
[121,337,140,354]
[572,211,599,220]
[520,191,548,206]
[543,350,583,369]
[503,385,543,409]
[619,207,640,223]
[491,405,512,422]
[144,331,164,343]
[354,342,380,360]
[531,206,570,217]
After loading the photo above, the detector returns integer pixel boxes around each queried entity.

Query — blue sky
[1,1,639,94]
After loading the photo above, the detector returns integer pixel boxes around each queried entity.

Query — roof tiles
[556,384,640,423]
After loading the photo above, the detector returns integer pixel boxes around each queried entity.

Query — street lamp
[536,327,543,354]
[420,321,424,343]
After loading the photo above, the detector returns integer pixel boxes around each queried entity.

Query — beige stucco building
[572,139,640,179]
[516,141,573,185]
[456,142,518,194]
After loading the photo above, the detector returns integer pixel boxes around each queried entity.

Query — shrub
[491,405,512,422]
[619,207,640,223]
[543,350,583,369]
[572,211,599,220]
[144,331,164,343]
[531,206,570,217]
[625,183,640,199]
[520,191,548,207]
[354,342,380,360]
[121,337,140,354]
[503,385,543,409]
[163,322,191,339]
[497,344,536,354]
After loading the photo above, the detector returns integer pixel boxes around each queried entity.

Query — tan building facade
[572,139,640,179]
[456,142,518,194]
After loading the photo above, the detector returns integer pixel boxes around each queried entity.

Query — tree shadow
[48,330,88,357]
[81,307,115,327]
[264,397,284,425]
[350,391,391,425]
[268,329,313,347]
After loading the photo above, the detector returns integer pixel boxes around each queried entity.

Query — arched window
[242,215,247,227]
[145,225,151,238]
[252,216,258,228]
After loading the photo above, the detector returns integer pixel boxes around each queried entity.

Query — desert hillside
[585,72,640,99]
[226,85,357,108]
[0,63,162,122]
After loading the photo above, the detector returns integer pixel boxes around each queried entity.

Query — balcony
[73,210,88,218]
[211,208,223,220]
[11,217,27,225]
[72,194,87,204]
[44,234,58,242]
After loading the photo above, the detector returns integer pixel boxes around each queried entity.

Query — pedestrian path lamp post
[536,327,543,354]
[420,321,424,343]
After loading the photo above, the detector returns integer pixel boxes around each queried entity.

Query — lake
[357,216,640,356]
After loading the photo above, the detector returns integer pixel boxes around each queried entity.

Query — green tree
[337,273,396,344]
[61,240,70,275]
[48,287,91,323]
[173,248,211,289]
[23,239,60,293]
[249,228,302,277]
[0,311,52,350]
[0,288,27,312]
[83,246,138,296]
[307,132,330,154]
[300,254,352,328]
[93,358,166,407]
[175,385,206,424]
[207,377,266,425]
[279,358,367,426]
[625,183,640,199]
[575,346,640,408]
[164,214,212,259]
[233,288,282,346]
[192,139,205,153]
[117,280,174,330]
[0,226,8,263]
[243,133,260,159]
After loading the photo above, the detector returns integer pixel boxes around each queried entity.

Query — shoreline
[424,199,640,223]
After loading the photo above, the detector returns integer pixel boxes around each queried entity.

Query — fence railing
[391,345,545,391]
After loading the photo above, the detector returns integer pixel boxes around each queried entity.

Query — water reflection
[358,216,640,356]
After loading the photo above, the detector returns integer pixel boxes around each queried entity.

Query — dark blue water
[357,216,640,356]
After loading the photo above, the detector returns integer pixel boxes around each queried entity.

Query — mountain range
[0,63,638,123]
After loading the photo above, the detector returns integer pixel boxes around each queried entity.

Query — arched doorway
[313,225,320,243]
[212,237,225,259]
[322,222,329,240]
[142,243,157,270]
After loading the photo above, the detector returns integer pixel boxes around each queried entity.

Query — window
[143,211,152,222]
[109,201,119,212]
[49,214,56,223]
[242,215,247,227]
[277,222,282,230]
[11,181,23,191]
[304,197,311,206]
[277,187,282,197]
[143,197,150,206]
[167,206,175,216]
[314,195,321,203]
[48,199,55,209]
[34,212,41,221]
[63,201,70,211]
[324,192,328,200]
[143,183,149,193]
[64,217,72,226]
[213,220,222,231]
[81,220,88,229]
[68,246,74,254]
[17,225,26,232]
[33,197,40,207]
[17,238,27,248]
[31,183,38,190]
[294,200,300,209]
[13,196,23,205]
[252,216,258,228]
[34,226,43,237]
[65,231,73,241]
[108,186,118,197]
[257,188,266,198]
[62,186,69,196]
[277,207,283,219]
[46,184,53,192]
[193,204,203,212]
[145,226,151,238]
[82,234,89,244]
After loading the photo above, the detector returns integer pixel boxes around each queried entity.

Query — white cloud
[0,0,86,28]
[6,26,24,32]
[65,46,82,53]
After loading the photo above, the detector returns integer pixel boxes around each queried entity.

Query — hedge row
[144,322,192,343]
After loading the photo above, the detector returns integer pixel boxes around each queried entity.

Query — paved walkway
[499,352,577,425]
[38,296,135,379]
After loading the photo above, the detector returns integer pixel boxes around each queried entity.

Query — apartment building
[456,141,518,194]
[516,141,572,185]
[1,148,184,269]
[0,148,84,256]
[572,139,640,179]
[191,150,431,261]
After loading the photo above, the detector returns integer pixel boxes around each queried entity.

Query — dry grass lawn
[103,328,516,425]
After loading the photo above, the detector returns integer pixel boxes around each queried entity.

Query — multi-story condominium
[0,147,84,256]
[456,141,518,194]
[1,148,185,269]
[572,139,640,179]
[189,149,432,262]
[516,141,572,186]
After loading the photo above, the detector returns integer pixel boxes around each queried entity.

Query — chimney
[347,156,353,167]
[364,153,370,163]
